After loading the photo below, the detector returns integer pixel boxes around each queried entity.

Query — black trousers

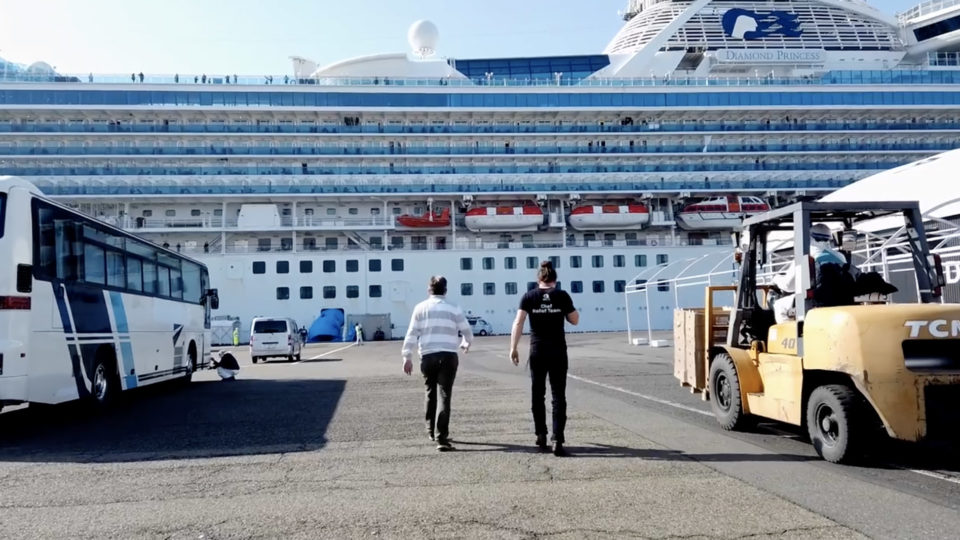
[529,353,568,443]
[421,351,459,441]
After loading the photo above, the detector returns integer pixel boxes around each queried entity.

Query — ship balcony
[125,215,397,232]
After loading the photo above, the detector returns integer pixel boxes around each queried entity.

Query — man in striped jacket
[402,276,473,451]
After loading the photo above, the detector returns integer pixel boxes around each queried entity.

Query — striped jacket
[401,295,473,362]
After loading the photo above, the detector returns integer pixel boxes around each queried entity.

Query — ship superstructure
[2,0,960,336]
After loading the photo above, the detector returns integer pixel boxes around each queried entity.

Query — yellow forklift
[676,201,960,463]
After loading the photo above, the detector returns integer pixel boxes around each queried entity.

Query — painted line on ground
[567,376,960,487]
[306,343,355,361]
[567,374,712,417]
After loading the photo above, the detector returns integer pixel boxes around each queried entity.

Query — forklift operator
[771,224,850,323]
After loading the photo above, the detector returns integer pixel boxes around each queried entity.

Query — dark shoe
[553,442,569,457]
[535,435,549,451]
[436,439,455,452]
[427,430,435,441]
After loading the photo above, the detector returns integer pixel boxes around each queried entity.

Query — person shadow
[449,440,816,462]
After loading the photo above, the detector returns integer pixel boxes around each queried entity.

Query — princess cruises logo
[721,8,803,40]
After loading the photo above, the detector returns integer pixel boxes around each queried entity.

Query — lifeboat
[569,204,649,231]
[396,208,451,229]
[464,205,543,232]
[676,195,770,230]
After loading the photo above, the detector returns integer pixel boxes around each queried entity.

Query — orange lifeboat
[569,204,649,231]
[464,204,543,232]
[676,195,770,230]
[396,208,451,229]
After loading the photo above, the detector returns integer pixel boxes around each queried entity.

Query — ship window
[593,280,605,293]
[214,209,223,217]
[252,261,265,274]
[613,255,625,268]
[276,261,289,274]
[323,286,336,299]
[348,208,358,215]
[505,257,516,270]
[346,260,359,272]
[276,287,290,300]
[304,208,314,216]
[142,210,152,217]
[392,207,402,215]
[303,237,316,250]
[614,280,626,293]
[391,258,404,271]
[570,281,583,293]
[370,207,380,215]
[570,256,582,268]
[505,282,518,295]
[526,256,538,269]
[657,281,670,292]
[369,236,383,249]
[656,254,669,265]
[323,260,335,273]
[483,282,496,295]
[527,282,537,291]
[300,260,312,273]
[369,285,382,298]
[325,237,338,249]
[635,255,647,267]
[326,208,336,216]
[257,238,271,252]
[592,255,604,268]
[165,209,176,217]
[391,236,404,249]
[549,255,560,269]
[346,285,359,298]
[482,257,494,270]
[369,259,381,272]
[300,286,313,299]
[280,238,292,251]
[461,283,473,296]
[461,257,473,270]
[190,209,201,217]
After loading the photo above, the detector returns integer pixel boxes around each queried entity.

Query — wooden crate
[674,309,705,391]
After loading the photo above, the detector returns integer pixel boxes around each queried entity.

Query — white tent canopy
[821,148,960,229]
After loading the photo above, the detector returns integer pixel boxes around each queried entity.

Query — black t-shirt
[519,287,576,354]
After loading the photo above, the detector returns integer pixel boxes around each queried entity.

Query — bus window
[126,257,143,292]
[143,261,158,294]
[157,266,171,297]
[83,242,106,285]
[182,262,202,303]
[106,251,125,288]
[170,266,183,300]
[0,192,5,238]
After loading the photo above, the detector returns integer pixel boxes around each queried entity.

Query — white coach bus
[0,177,218,409]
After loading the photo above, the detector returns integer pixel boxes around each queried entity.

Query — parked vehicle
[250,317,302,363]
[467,316,493,336]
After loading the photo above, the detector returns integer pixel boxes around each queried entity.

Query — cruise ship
[3,0,960,338]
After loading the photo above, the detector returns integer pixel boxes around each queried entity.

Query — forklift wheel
[709,353,748,431]
[806,384,862,464]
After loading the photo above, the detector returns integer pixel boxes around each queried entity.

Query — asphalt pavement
[0,332,958,539]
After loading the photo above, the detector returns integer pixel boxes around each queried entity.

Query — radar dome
[26,61,55,74]
[408,20,439,58]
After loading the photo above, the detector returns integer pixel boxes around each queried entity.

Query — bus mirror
[16,264,32,293]
[207,288,219,310]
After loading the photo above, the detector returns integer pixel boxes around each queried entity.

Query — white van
[250,317,302,363]
[467,316,493,336]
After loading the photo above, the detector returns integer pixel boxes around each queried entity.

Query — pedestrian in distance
[401,276,472,451]
[509,260,579,456]
[354,321,364,346]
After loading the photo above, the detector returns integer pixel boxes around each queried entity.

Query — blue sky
[0,0,924,75]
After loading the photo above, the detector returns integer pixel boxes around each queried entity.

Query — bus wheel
[90,350,118,407]
[252,357,259,364]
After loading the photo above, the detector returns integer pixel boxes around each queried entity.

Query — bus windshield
[0,192,6,238]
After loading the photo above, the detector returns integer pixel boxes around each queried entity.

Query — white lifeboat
[676,195,770,230]
[568,204,649,231]
[464,205,543,232]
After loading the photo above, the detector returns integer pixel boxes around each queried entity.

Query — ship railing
[5,70,960,88]
[5,120,960,135]
[899,0,960,23]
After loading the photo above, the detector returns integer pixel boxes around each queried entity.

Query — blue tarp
[306,308,344,342]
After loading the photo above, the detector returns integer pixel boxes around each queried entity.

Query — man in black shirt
[509,260,579,456]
